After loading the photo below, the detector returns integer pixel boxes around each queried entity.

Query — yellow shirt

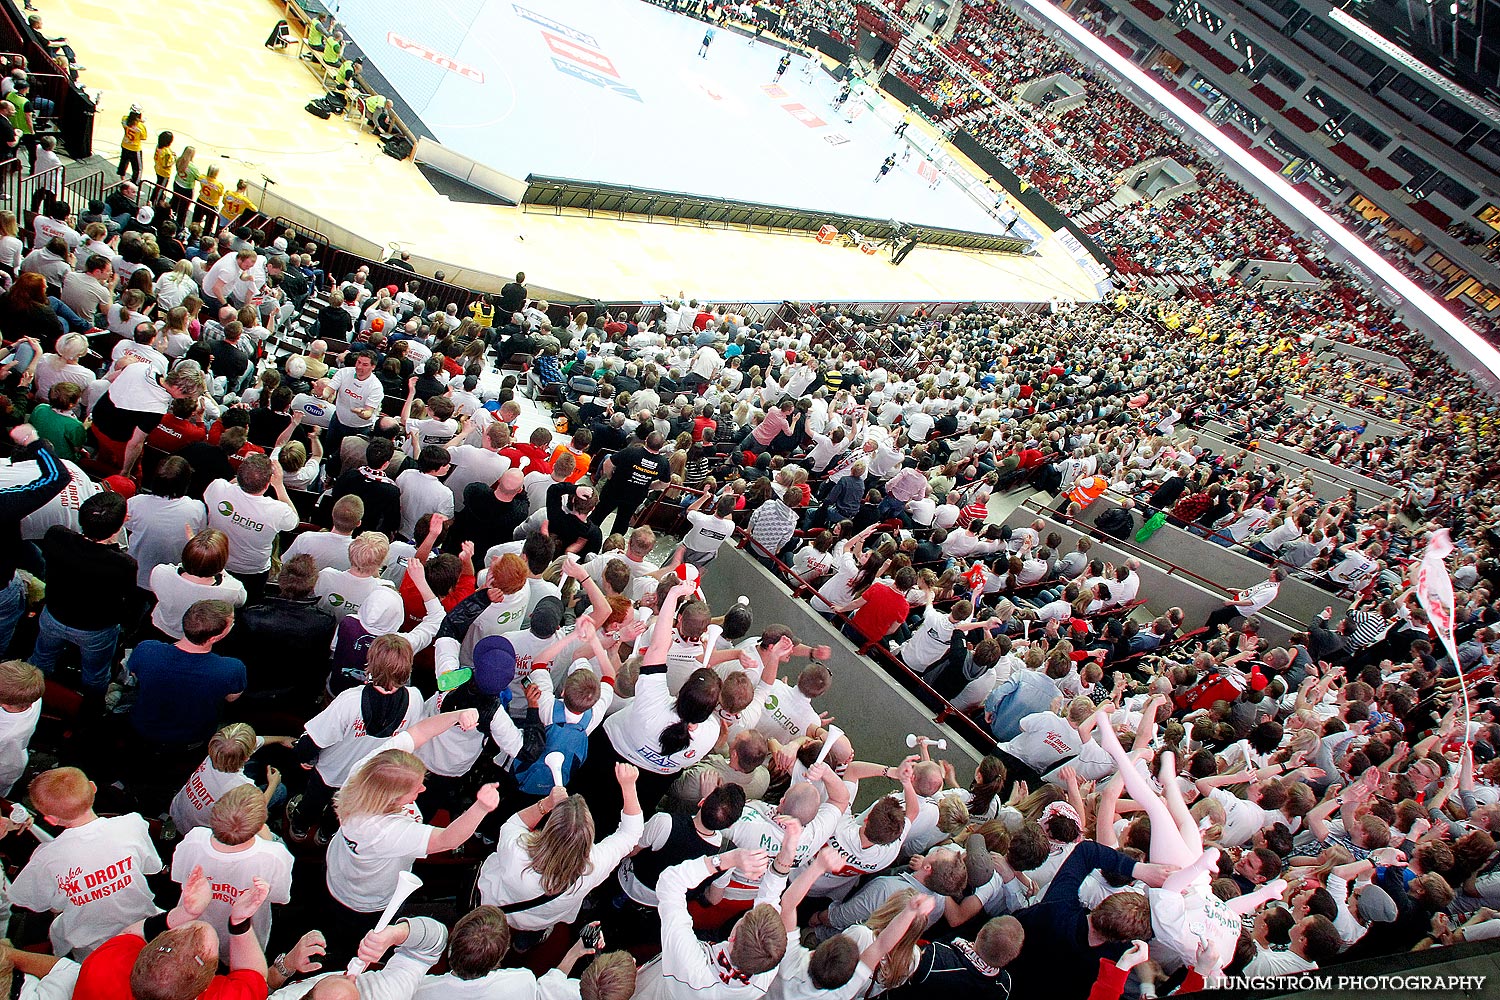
[221,191,255,222]
[197,176,225,208]
[153,146,175,179]
[120,118,147,151]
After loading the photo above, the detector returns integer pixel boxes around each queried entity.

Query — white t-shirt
[769,930,873,1000]
[1238,579,1281,615]
[412,968,581,1000]
[753,680,819,745]
[445,445,511,512]
[811,550,860,614]
[722,800,843,901]
[325,732,435,912]
[169,827,293,948]
[803,812,909,901]
[900,606,955,672]
[148,564,247,639]
[603,667,719,774]
[0,699,42,797]
[203,480,298,575]
[284,530,354,572]
[125,495,208,588]
[397,470,455,540]
[102,361,172,418]
[9,814,163,957]
[415,688,522,778]
[476,808,645,931]
[315,568,395,621]
[683,510,735,555]
[1001,712,1081,773]
[1209,788,1285,848]
[304,686,425,787]
[169,747,260,835]
[328,368,383,430]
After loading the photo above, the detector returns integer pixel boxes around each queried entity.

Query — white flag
[1414,528,1472,743]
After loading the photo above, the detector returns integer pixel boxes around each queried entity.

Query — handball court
[44,0,1099,304]
[334,0,1007,238]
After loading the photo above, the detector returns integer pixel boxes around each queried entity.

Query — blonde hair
[334,749,424,822]
[937,795,970,835]
[729,904,786,975]
[208,723,257,773]
[580,951,638,1000]
[866,889,924,988]
[348,531,391,573]
[278,440,308,475]
[55,332,90,363]
[210,784,267,846]
[0,659,44,707]
[523,795,595,893]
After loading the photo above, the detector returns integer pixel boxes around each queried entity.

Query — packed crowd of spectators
[881,0,1500,333]
[0,180,1498,997]
[0,2,1496,999]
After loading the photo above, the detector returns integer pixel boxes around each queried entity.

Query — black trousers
[1204,605,1245,632]
[591,487,647,536]
[117,148,142,181]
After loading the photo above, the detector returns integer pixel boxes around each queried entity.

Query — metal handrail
[1035,502,1315,630]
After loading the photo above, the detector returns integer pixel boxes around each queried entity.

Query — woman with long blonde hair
[845,888,928,994]
[476,762,643,939]
[323,706,498,955]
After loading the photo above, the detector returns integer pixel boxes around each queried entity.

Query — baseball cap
[529,596,564,638]
[471,635,518,695]
[1356,884,1397,924]
[103,475,137,499]
[135,206,154,224]
[1068,617,1091,633]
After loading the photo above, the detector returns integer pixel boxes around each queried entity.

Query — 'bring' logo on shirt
[217,501,267,532]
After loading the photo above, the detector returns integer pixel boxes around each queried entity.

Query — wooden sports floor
[47,0,1099,306]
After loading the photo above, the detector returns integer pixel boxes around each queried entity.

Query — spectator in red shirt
[958,487,991,529]
[835,565,916,645]
[499,426,555,475]
[147,397,209,453]
[691,404,717,443]
[76,864,282,1000]
[399,540,477,624]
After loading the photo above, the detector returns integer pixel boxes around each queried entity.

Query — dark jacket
[1009,841,1138,1000]
[217,596,337,699]
[1094,506,1135,540]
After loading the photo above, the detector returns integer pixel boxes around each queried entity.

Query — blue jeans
[47,296,91,333]
[32,607,120,693]
[0,576,24,657]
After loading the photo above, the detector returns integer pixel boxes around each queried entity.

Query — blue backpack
[514,701,593,795]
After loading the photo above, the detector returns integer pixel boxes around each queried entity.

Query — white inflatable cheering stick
[345,871,423,976]
[545,751,566,788]
[812,725,845,768]
[905,734,948,751]
[9,803,52,842]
